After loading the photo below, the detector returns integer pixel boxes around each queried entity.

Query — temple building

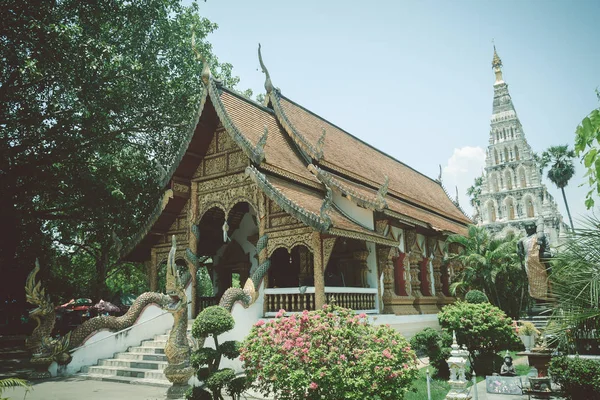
[476,47,567,244]
[122,46,471,329]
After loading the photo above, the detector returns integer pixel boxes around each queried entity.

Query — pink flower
[255,320,265,327]
[309,382,318,390]
[382,349,393,359]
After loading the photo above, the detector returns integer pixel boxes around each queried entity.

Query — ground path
[5,375,554,400]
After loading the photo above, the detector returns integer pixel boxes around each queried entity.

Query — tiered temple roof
[123,47,471,261]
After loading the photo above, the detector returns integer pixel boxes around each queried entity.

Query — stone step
[79,373,171,388]
[142,340,167,347]
[83,365,167,380]
[154,334,169,341]
[114,352,167,362]
[128,345,165,354]
[98,358,168,370]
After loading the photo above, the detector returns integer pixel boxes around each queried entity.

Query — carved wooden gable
[193,124,250,180]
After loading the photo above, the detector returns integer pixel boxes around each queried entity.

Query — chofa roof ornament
[192,31,211,86]
[258,43,274,94]
[376,176,389,208]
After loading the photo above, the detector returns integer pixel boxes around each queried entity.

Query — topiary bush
[240,305,419,400]
[410,328,451,379]
[548,356,600,400]
[187,306,245,400]
[465,289,489,304]
[438,301,520,376]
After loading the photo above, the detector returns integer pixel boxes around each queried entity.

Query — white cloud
[442,146,486,217]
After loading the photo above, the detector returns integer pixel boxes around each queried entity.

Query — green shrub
[465,290,489,304]
[192,305,235,338]
[438,301,520,375]
[240,306,419,400]
[409,328,451,379]
[548,356,600,400]
[188,306,244,400]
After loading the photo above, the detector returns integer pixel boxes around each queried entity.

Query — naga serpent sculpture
[218,233,270,311]
[24,262,171,377]
[163,235,195,398]
[25,260,55,354]
[25,260,70,378]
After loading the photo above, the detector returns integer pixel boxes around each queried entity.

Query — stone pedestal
[166,383,191,399]
[446,332,472,400]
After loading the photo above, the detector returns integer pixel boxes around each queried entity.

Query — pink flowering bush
[239,305,418,400]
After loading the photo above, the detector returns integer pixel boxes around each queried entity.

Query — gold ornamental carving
[266,230,314,258]
[204,154,227,176]
[375,219,389,236]
[376,245,396,301]
[172,182,190,193]
[270,215,300,228]
[196,181,259,224]
[228,150,248,170]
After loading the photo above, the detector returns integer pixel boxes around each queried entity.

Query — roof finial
[491,41,504,85]
[438,164,443,182]
[192,30,211,86]
[258,43,274,94]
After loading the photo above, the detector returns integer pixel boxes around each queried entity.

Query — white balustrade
[264,286,378,316]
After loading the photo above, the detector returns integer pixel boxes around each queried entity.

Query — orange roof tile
[218,88,318,185]
[276,95,471,225]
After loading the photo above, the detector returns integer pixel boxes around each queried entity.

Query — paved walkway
[4,376,269,400]
[5,373,563,400]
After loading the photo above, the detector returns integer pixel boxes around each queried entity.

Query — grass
[405,367,450,400]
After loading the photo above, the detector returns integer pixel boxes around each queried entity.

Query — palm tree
[446,225,522,317]
[540,145,576,231]
[547,215,600,350]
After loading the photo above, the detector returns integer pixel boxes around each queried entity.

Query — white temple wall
[332,192,374,229]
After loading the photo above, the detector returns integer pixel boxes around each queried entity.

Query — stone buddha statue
[500,353,517,376]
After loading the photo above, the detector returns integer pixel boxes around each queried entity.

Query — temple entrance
[326,238,369,288]
[268,245,312,288]
[195,201,258,313]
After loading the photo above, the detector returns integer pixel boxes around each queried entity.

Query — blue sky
[194,0,600,225]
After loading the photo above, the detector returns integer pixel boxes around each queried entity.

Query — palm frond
[0,377,32,398]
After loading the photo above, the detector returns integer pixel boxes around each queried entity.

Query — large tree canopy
[1,0,246,300]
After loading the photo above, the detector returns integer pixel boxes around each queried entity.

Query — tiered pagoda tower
[477,47,566,245]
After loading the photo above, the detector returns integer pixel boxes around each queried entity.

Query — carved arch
[266,232,314,258]
[195,184,259,224]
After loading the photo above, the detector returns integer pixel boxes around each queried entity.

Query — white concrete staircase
[78,320,194,387]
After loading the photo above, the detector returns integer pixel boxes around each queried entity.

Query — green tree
[438,301,520,375]
[574,90,600,209]
[466,176,484,208]
[1,0,245,299]
[446,225,525,318]
[190,306,243,400]
[539,145,576,231]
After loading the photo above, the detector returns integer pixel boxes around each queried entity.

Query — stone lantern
[445,331,472,400]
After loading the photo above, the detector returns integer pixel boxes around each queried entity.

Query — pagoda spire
[492,44,504,85]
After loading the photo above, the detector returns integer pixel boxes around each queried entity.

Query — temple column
[298,247,311,285]
[149,249,158,292]
[376,244,418,315]
[188,181,198,317]
[353,250,369,287]
[377,245,395,302]
[312,232,326,309]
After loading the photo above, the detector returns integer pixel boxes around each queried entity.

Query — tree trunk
[561,187,575,232]
[93,245,111,300]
